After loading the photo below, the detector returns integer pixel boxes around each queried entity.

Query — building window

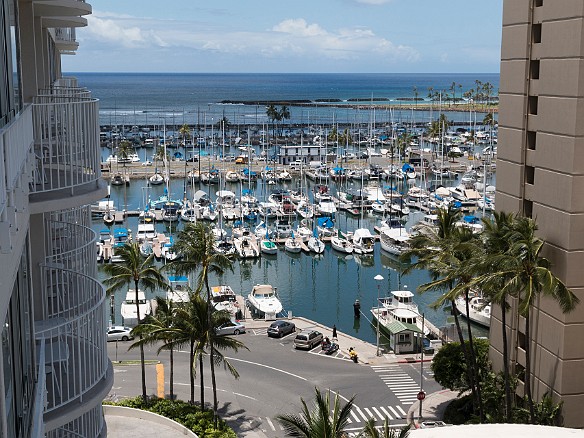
[525,166,535,185]
[398,333,411,344]
[530,60,540,80]
[527,131,537,150]
[534,0,543,7]
[532,23,542,44]
[528,96,538,115]
[523,200,533,218]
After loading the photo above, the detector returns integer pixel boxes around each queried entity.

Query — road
[107,326,440,437]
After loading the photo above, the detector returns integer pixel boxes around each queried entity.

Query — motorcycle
[349,347,358,363]
[322,341,339,355]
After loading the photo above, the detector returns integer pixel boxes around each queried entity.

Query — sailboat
[307,228,325,254]
[260,229,278,255]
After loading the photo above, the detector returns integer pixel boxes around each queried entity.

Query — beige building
[495,0,584,428]
[0,0,111,436]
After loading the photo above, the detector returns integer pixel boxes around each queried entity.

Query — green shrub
[443,394,473,424]
[104,397,236,438]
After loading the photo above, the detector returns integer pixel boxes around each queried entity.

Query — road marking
[156,363,164,398]
[372,407,385,420]
[388,406,401,417]
[266,417,276,431]
[226,357,307,381]
[379,406,393,419]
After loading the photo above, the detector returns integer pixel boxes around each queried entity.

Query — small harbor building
[277,144,326,165]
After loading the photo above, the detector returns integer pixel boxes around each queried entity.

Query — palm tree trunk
[501,299,512,421]
[135,280,147,402]
[169,347,174,400]
[189,341,195,404]
[451,298,478,412]
[524,309,535,423]
[204,276,219,427]
[464,290,484,421]
[199,351,205,409]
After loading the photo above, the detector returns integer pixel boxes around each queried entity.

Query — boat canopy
[402,163,414,172]
[317,217,334,228]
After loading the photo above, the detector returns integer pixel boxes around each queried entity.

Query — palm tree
[117,139,133,167]
[101,242,168,402]
[266,104,280,139]
[130,296,179,400]
[276,387,355,437]
[485,216,579,422]
[280,105,291,136]
[179,123,191,146]
[471,212,515,420]
[358,419,410,438]
[400,206,483,418]
[167,222,236,424]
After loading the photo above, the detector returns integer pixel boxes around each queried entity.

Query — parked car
[141,160,153,166]
[223,155,236,162]
[186,155,199,162]
[107,326,134,342]
[267,320,296,338]
[293,329,323,350]
[216,321,246,336]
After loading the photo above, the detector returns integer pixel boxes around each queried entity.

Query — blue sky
[64,0,503,74]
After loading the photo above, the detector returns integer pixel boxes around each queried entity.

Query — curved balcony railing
[46,400,105,438]
[36,266,108,413]
[44,218,97,279]
[30,95,101,197]
[39,86,92,99]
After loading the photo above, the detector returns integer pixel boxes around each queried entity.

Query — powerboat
[455,293,491,327]
[167,275,190,303]
[234,234,260,258]
[211,285,240,318]
[352,228,375,254]
[120,289,152,324]
[260,236,278,255]
[247,284,283,320]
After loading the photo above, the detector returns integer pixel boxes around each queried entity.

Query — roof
[384,320,422,334]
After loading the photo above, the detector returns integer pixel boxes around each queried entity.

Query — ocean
[86,72,495,345]
[73,72,499,128]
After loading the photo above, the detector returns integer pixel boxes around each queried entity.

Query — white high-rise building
[0,0,112,436]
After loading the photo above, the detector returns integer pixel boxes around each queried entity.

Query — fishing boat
[379,227,411,256]
[167,275,190,303]
[370,290,425,354]
[211,285,240,318]
[331,230,354,254]
[352,228,375,254]
[120,289,152,325]
[455,293,491,327]
[247,284,283,320]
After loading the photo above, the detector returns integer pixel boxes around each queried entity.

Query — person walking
[332,324,337,340]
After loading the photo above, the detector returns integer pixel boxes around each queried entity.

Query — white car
[216,321,246,336]
[141,160,152,166]
[107,326,134,341]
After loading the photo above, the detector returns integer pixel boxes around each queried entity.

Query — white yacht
[167,275,190,303]
[247,284,283,320]
[211,285,240,318]
[120,289,152,324]
[234,234,260,258]
[352,228,375,254]
[455,294,491,327]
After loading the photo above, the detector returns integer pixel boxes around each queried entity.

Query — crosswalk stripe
[355,406,368,422]
[379,406,393,419]
[388,406,401,417]
[350,409,360,423]
[266,417,276,431]
[372,407,385,420]
[363,407,373,419]
[397,405,407,416]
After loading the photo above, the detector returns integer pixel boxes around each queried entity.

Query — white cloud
[82,12,419,66]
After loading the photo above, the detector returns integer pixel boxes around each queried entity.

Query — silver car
[107,326,134,342]
[293,329,323,350]
[216,321,246,336]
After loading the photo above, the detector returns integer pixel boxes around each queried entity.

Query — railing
[44,219,97,279]
[31,95,101,196]
[55,28,76,44]
[36,266,108,413]
[46,404,105,438]
[39,86,91,99]
[2,105,33,195]
[55,77,79,89]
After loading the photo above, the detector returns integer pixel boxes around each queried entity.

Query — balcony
[54,27,79,54]
[36,265,109,417]
[34,0,91,17]
[30,94,106,213]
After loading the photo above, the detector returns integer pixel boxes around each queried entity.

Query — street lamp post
[374,274,384,356]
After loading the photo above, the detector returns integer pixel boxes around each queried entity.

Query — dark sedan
[267,320,296,338]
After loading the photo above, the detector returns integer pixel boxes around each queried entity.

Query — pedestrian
[332,324,337,340]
